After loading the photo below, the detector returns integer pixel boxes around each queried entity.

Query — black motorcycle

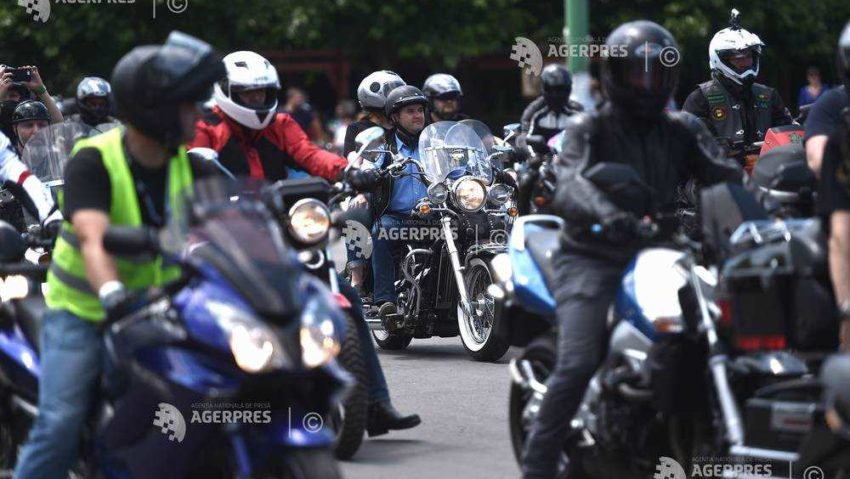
[356,121,517,361]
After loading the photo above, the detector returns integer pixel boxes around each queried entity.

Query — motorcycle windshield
[458,119,496,155]
[21,122,94,185]
[163,177,302,317]
[418,121,491,184]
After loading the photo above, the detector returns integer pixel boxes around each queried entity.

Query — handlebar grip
[0,262,48,279]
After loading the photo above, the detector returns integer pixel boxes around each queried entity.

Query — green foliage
[0,0,846,108]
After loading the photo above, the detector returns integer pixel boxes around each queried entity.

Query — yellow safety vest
[45,128,193,321]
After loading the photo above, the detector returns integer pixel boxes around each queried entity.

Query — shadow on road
[377,342,521,365]
[344,438,433,465]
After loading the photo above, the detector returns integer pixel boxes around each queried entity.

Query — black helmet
[384,85,428,119]
[838,21,850,93]
[76,76,112,125]
[111,31,225,152]
[540,64,573,108]
[11,100,49,125]
[602,20,680,121]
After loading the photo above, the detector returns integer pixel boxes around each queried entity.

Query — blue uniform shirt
[387,135,429,215]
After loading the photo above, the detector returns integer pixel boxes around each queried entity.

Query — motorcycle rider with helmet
[343,70,406,156]
[519,63,584,146]
[191,54,421,436]
[190,50,347,182]
[422,73,468,123]
[68,76,116,127]
[521,21,747,479]
[13,31,226,478]
[683,10,793,153]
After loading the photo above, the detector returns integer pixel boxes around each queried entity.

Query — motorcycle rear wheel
[371,330,413,350]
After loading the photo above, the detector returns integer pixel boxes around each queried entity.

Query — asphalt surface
[340,337,524,479]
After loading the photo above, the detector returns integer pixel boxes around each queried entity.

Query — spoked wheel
[508,334,572,478]
[457,259,509,361]
[329,314,368,460]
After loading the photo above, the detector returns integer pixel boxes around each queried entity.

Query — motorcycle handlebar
[0,262,48,280]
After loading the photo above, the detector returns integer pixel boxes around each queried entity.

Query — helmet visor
[607,55,678,97]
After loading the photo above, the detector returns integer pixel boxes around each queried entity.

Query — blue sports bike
[0,178,350,478]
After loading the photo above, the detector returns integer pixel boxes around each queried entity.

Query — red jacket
[190,107,347,182]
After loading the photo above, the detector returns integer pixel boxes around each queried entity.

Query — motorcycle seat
[525,228,561,290]
[14,296,46,354]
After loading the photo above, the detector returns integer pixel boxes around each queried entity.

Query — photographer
[0,65,63,124]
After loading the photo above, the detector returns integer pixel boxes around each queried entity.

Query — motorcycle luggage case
[744,397,822,452]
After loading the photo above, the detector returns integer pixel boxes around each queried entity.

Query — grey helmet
[76,76,112,124]
[357,70,406,110]
[422,73,462,99]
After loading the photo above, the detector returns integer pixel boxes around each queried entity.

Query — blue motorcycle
[494,164,826,478]
[0,178,350,478]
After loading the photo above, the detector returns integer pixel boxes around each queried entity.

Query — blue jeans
[337,274,390,403]
[15,309,104,479]
[371,214,409,305]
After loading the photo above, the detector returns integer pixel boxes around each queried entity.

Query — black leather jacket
[552,103,745,263]
[520,96,584,142]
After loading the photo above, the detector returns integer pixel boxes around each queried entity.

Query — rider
[521,21,745,479]
[366,86,430,319]
[68,76,116,127]
[519,63,584,145]
[190,50,347,182]
[816,20,850,352]
[343,70,405,156]
[682,10,793,151]
[422,73,468,123]
[11,100,50,155]
[13,31,226,478]
[191,52,421,436]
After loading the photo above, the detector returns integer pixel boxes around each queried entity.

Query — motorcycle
[0,178,350,478]
[499,164,827,478]
[357,121,517,361]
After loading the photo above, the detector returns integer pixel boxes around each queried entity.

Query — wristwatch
[98,280,127,310]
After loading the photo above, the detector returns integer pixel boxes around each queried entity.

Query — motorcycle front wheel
[273,448,342,479]
[457,258,509,362]
[330,313,369,460]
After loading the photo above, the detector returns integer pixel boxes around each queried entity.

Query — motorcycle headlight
[488,184,513,206]
[0,276,32,302]
[453,177,486,212]
[288,199,330,244]
[300,295,342,368]
[428,183,449,204]
[208,301,287,373]
[490,253,513,283]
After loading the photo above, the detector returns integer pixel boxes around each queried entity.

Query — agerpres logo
[17,0,50,22]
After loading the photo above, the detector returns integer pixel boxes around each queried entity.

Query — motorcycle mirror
[188,147,236,181]
[503,123,521,138]
[354,127,386,156]
[103,226,161,257]
[0,221,25,262]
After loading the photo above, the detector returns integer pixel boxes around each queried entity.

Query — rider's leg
[521,254,624,479]
[14,309,104,479]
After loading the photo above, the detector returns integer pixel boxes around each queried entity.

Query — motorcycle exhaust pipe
[509,358,548,395]
[11,394,38,418]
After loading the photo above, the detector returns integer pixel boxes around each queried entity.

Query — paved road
[340,337,524,479]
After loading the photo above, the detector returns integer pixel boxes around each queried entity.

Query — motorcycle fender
[333,292,352,310]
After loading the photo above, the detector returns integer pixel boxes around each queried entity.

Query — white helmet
[708,9,765,85]
[357,70,406,110]
[214,51,281,129]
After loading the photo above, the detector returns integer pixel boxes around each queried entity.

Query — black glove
[346,168,381,192]
[601,211,639,244]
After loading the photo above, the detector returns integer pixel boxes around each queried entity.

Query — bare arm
[829,211,850,351]
[806,135,829,179]
[72,209,119,293]
[22,66,63,124]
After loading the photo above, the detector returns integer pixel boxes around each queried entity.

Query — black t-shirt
[343,119,392,156]
[817,126,850,218]
[63,142,218,226]
[805,85,849,142]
